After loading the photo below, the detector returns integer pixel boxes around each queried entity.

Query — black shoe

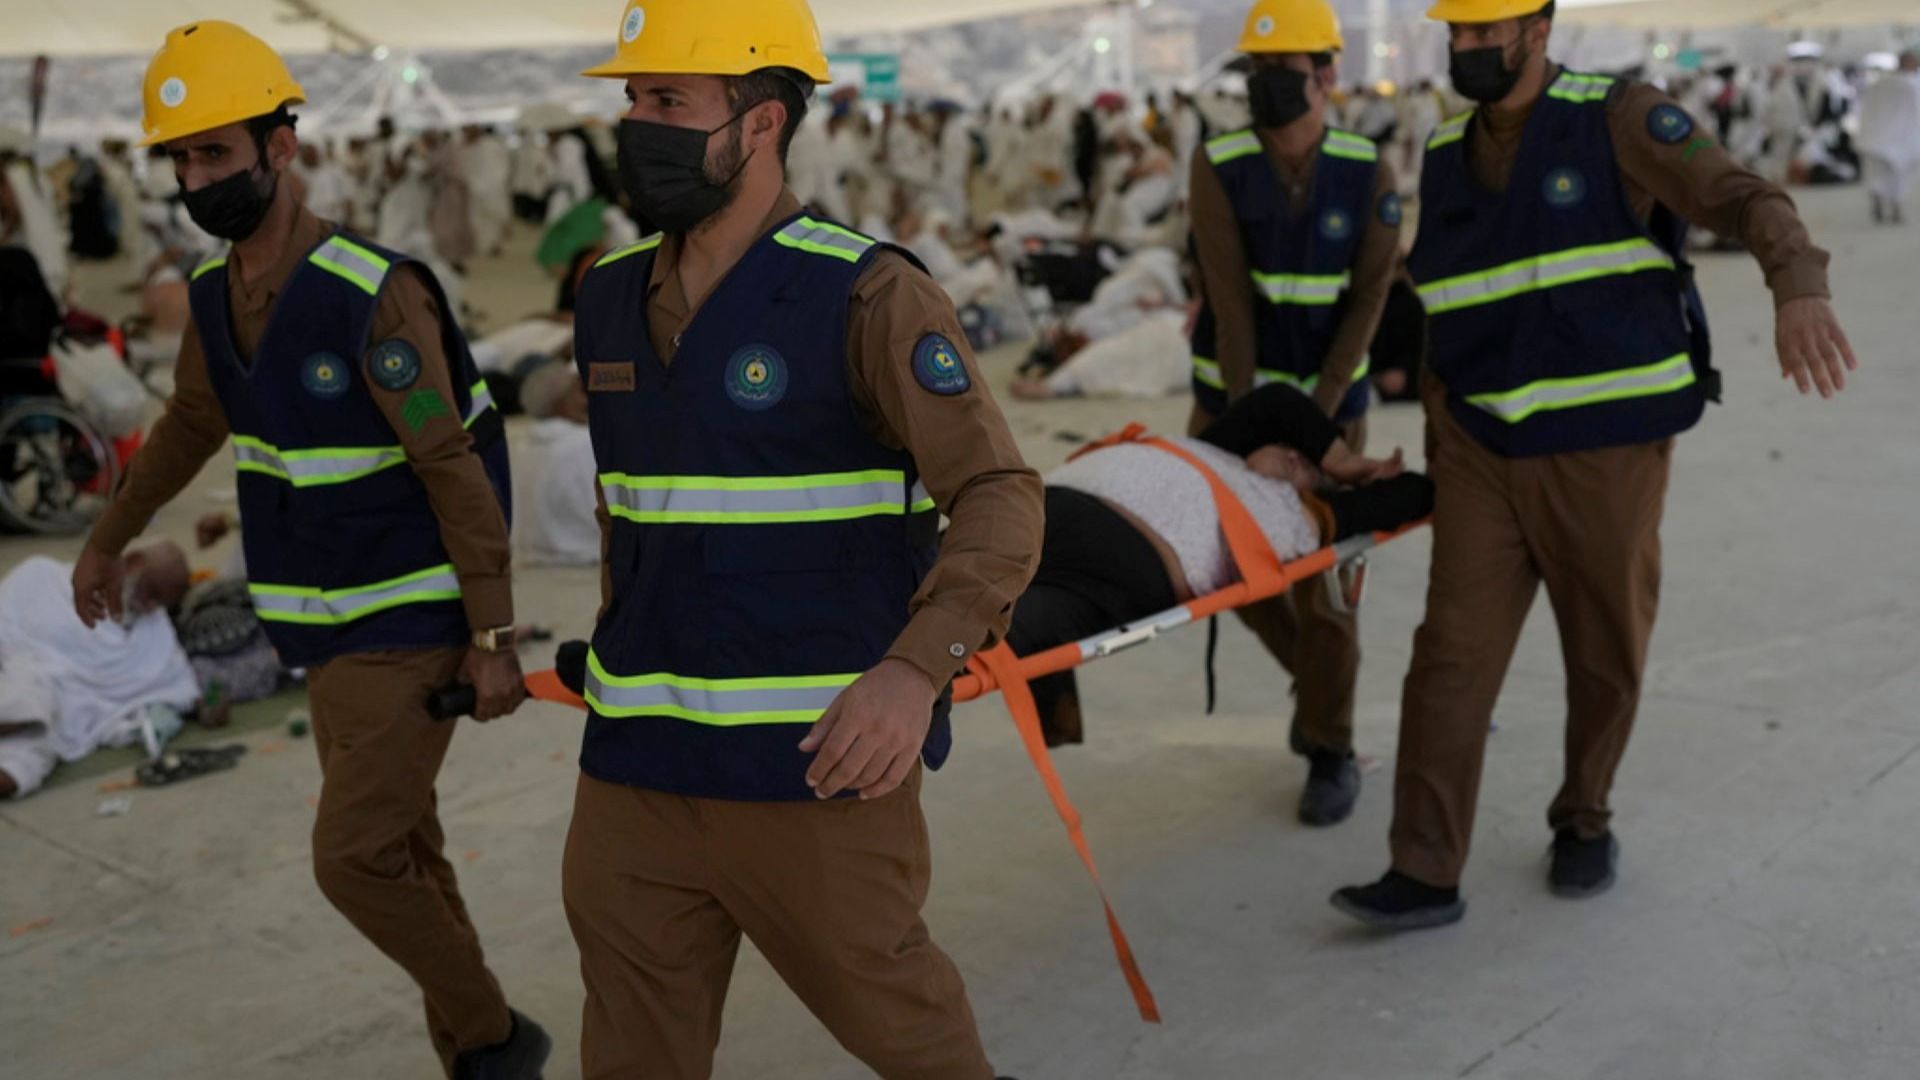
[1298,750,1360,827]
[1549,829,1619,899]
[453,1009,552,1080]
[1330,870,1465,931]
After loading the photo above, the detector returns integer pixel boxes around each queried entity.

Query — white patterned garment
[1046,437,1324,595]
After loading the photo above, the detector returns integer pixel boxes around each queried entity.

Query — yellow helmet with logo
[139,21,306,147]
[581,0,832,83]
[1237,0,1345,55]
[1426,0,1552,23]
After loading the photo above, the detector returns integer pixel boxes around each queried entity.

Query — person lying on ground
[509,360,599,567]
[0,542,197,798]
[1003,382,1433,749]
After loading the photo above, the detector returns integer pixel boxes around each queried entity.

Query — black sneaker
[1330,870,1466,931]
[1298,750,1360,827]
[1549,829,1619,899]
[453,1008,552,1080]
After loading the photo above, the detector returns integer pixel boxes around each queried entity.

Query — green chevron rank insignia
[402,388,449,432]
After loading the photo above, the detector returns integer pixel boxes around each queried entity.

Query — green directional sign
[827,52,901,102]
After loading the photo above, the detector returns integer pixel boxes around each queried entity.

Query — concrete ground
[4,182,1919,1080]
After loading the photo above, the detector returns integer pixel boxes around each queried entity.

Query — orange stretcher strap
[525,668,586,710]
[971,642,1161,1022]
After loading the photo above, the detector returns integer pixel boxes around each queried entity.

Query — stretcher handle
[428,640,590,720]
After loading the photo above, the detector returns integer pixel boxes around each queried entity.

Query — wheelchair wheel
[0,397,120,535]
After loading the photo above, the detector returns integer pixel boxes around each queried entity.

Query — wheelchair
[0,349,126,536]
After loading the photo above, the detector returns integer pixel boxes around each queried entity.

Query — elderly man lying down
[0,544,198,798]
[1006,384,1432,820]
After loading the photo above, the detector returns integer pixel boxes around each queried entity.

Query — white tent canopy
[7,0,1094,57]
[1558,0,1920,29]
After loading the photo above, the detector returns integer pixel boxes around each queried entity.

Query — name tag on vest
[588,363,636,392]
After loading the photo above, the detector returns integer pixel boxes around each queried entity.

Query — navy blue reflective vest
[1189,127,1379,423]
[1408,71,1717,457]
[572,214,946,802]
[189,232,510,667]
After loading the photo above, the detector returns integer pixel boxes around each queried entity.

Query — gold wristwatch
[472,626,516,653]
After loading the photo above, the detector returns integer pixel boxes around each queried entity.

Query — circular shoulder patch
[912,334,971,396]
[725,345,788,411]
[1377,192,1403,228]
[1647,103,1695,145]
[367,339,422,391]
[1319,208,1355,242]
[1542,166,1588,209]
[301,352,350,400]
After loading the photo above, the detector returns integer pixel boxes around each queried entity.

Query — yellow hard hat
[1238,0,1345,55]
[1426,0,1552,23]
[581,0,832,83]
[139,21,305,148]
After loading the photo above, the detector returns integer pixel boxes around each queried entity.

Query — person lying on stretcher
[1004,383,1433,750]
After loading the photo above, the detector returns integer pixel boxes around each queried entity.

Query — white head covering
[519,361,578,420]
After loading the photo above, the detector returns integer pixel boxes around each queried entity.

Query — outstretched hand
[1776,296,1857,399]
[1322,444,1406,487]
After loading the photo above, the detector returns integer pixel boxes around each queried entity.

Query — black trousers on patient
[1004,487,1177,746]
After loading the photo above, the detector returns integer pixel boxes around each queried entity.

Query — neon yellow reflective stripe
[773,216,876,263]
[191,255,228,281]
[1250,269,1349,306]
[1466,354,1695,424]
[594,234,664,268]
[233,435,406,487]
[1322,129,1379,162]
[249,564,461,625]
[1547,72,1616,104]
[1416,239,1675,315]
[585,648,857,725]
[308,237,391,295]
[601,469,927,524]
[1428,112,1473,150]
[1193,357,1372,393]
[1206,130,1261,165]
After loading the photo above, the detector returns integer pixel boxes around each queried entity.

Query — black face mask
[1248,66,1315,130]
[616,114,753,235]
[1450,38,1528,104]
[181,161,277,242]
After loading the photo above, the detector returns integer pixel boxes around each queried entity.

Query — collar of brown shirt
[643,189,804,363]
[226,203,333,361]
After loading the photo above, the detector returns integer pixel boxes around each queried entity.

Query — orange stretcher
[514,423,1427,1025]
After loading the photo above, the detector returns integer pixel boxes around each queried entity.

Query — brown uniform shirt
[1189,126,1402,417]
[591,190,1044,689]
[89,205,515,630]
[1466,66,1830,307]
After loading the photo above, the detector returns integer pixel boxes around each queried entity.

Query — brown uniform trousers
[561,764,994,1080]
[307,647,513,1074]
[1190,404,1367,754]
[1390,391,1671,887]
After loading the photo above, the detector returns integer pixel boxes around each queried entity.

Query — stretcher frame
[517,423,1428,1025]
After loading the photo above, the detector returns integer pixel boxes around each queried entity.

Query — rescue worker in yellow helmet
[561,0,1042,1076]
[1332,0,1858,929]
[71,22,550,1076]
[1186,0,1404,828]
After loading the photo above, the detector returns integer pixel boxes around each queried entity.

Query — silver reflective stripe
[601,472,922,523]
[309,237,392,295]
[585,650,857,725]
[1206,131,1261,165]
[1548,72,1615,103]
[773,217,876,263]
[1322,130,1378,162]
[1251,271,1350,305]
[249,565,462,625]
[232,436,406,487]
[1416,239,1675,315]
[465,380,495,424]
[1428,112,1473,150]
[1466,354,1697,424]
